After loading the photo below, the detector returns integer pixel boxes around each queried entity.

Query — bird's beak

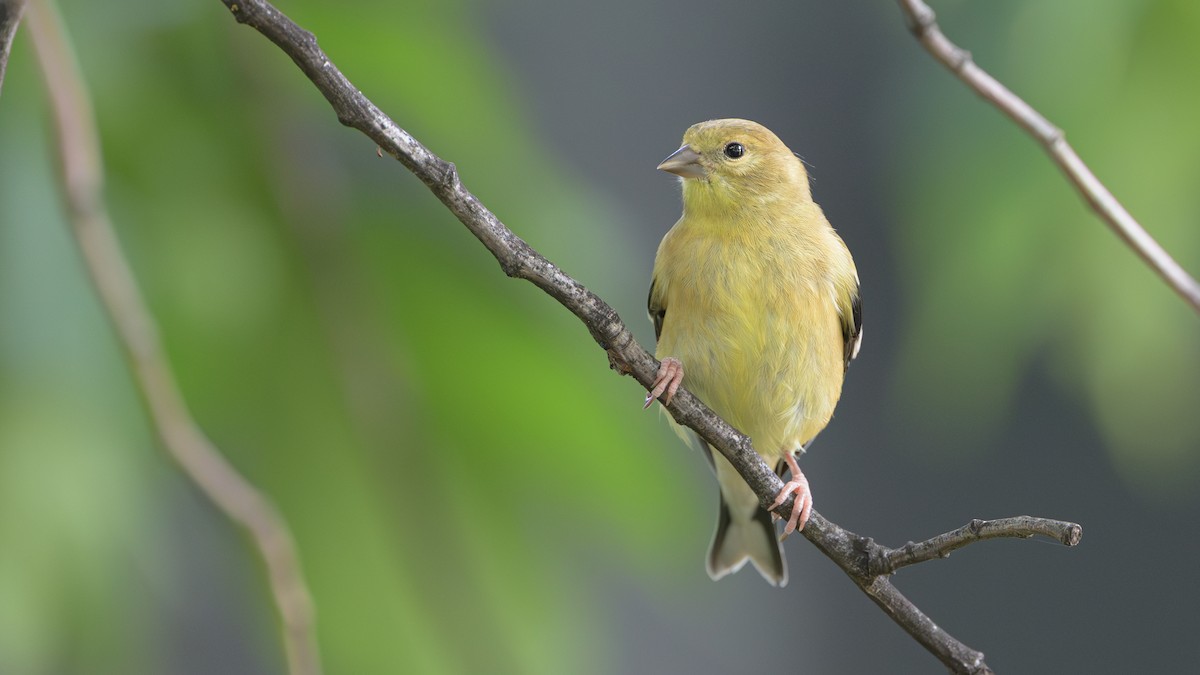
[657,144,705,179]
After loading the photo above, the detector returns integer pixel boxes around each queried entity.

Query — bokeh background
[2,0,1199,673]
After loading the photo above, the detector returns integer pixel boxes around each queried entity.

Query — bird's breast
[655,226,845,458]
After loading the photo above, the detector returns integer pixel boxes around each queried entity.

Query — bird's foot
[643,357,684,409]
[770,453,812,539]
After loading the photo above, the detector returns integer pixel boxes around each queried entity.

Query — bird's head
[658,118,810,214]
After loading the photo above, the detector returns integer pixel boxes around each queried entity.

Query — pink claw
[643,357,684,409]
[770,453,813,539]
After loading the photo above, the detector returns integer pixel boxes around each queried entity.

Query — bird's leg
[770,453,812,538]
[643,357,684,409]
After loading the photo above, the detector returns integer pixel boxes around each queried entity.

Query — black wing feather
[648,278,665,342]
[843,286,862,371]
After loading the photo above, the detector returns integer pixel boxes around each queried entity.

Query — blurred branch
[217,1,1080,673]
[0,0,26,97]
[25,3,322,675]
[874,516,1083,575]
[896,0,1200,315]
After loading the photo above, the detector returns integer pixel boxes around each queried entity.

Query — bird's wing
[842,284,863,371]
[647,277,666,342]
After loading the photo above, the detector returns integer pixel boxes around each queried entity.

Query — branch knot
[903,0,936,37]
[438,161,459,193]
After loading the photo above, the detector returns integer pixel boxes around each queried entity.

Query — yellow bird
[646,119,862,586]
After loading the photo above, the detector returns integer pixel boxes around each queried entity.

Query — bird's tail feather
[706,497,787,587]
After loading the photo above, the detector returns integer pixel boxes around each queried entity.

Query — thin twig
[0,0,27,97]
[214,2,1082,672]
[875,516,1084,575]
[25,3,321,674]
[896,0,1200,314]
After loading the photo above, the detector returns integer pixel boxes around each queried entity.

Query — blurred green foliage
[891,0,1200,492]
[0,1,692,673]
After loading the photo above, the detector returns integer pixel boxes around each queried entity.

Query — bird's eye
[723,142,745,159]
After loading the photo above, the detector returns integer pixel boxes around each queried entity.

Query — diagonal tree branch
[25,3,321,674]
[217,1,1079,673]
[896,0,1200,315]
[0,0,26,97]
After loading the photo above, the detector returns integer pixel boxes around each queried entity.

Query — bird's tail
[706,495,787,587]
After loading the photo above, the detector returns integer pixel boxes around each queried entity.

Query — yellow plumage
[648,119,861,586]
